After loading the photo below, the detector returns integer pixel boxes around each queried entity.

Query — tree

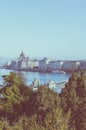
[0,72,71,129]
[26,86,70,130]
[2,72,26,87]
[0,119,12,130]
[0,72,32,123]
[60,71,86,130]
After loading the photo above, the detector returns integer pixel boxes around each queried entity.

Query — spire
[20,51,25,58]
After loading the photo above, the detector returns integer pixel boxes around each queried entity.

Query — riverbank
[2,66,69,74]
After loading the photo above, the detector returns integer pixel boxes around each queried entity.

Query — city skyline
[0,0,86,60]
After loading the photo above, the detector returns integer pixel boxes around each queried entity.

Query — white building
[17,51,29,69]
[48,80,56,91]
[48,61,63,70]
[31,78,40,91]
[6,52,39,69]
[48,80,66,92]
[30,60,39,69]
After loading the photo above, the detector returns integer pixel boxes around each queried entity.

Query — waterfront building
[48,60,64,70]
[80,61,86,70]
[30,60,39,69]
[63,61,80,72]
[17,52,39,69]
[5,51,29,69]
[39,57,50,70]
[12,60,17,69]
[5,60,17,69]
[17,51,29,69]
[5,61,13,67]
[5,51,39,70]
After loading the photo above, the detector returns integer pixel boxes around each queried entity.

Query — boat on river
[51,70,66,74]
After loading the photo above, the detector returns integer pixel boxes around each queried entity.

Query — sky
[0,0,86,60]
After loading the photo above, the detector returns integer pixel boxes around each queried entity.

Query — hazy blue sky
[0,0,86,60]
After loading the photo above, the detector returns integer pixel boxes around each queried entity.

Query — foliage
[60,71,86,130]
[26,86,70,130]
[0,72,32,123]
[0,71,86,129]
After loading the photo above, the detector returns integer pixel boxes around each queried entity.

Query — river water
[0,69,70,93]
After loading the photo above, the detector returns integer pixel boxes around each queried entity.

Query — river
[0,69,70,93]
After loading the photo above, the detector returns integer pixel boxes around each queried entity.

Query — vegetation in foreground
[0,71,86,130]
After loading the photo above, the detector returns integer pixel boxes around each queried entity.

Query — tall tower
[20,51,25,60]
[18,51,29,69]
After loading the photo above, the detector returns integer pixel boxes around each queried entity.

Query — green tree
[0,72,70,129]
[2,72,26,87]
[60,71,86,130]
[26,86,70,130]
[0,72,32,123]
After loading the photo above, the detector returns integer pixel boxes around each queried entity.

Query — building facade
[63,61,80,72]
[80,61,86,70]
[5,52,39,70]
[17,51,29,69]
[48,61,63,70]
[39,57,49,70]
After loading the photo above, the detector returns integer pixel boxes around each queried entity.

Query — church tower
[18,51,29,69]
